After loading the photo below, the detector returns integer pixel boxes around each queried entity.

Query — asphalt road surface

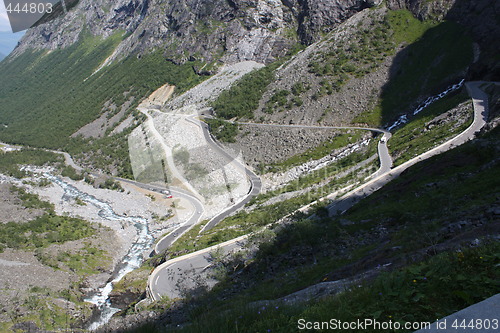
[148,235,248,300]
[115,178,205,254]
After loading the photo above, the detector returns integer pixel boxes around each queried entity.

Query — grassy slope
[353,11,473,126]
[167,7,478,286]
[0,155,115,330]
[155,126,499,333]
[0,32,204,176]
[166,141,379,256]
[175,243,498,333]
[389,90,472,165]
[0,32,202,148]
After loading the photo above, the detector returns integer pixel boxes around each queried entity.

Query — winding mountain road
[115,178,205,254]
[137,110,262,252]
[147,81,490,301]
[153,115,392,248]
[326,81,488,216]
[186,115,263,232]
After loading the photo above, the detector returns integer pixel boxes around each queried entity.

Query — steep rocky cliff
[12,0,382,65]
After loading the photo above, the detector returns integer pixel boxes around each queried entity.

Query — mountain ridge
[11,0,386,66]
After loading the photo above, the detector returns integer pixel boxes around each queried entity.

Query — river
[46,174,154,330]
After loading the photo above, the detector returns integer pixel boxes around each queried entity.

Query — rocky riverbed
[0,166,195,330]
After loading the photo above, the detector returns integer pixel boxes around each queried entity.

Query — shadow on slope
[355,13,473,127]
[118,126,499,333]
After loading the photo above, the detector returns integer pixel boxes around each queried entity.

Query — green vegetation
[2,284,92,332]
[167,221,207,255]
[113,265,151,295]
[204,118,239,143]
[0,149,62,178]
[0,32,204,176]
[136,126,500,333]
[98,177,125,192]
[167,193,312,256]
[265,89,290,113]
[230,113,500,306]
[251,153,378,207]
[11,186,54,211]
[65,129,137,178]
[263,130,365,172]
[169,140,379,256]
[291,82,309,96]
[306,11,420,91]
[347,129,500,243]
[389,91,472,165]
[3,297,84,332]
[211,62,282,120]
[35,242,109,276]
[0,32,203,148]
[354,12,473,125]
[0,186,95,253]
[0,214,94,252]
[61,165,84,181]
[173,243,498,333]
[57,245,108,275]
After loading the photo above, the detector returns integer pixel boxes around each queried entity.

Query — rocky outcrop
[12,0,383,65]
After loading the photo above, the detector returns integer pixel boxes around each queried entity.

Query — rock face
[12,0,382,64]
[12,0,498,74]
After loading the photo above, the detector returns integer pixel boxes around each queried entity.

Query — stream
[386,79,465,131]
[46,174,154,331]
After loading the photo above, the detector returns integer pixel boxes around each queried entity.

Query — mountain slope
[0,0,498,331]
[13,0,379,66]
[0,0,386,175]
[114,98,500,332]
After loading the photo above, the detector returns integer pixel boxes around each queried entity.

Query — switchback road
[148,81,490,301]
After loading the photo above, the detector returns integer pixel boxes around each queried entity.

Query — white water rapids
[46,174,154,331]
[386,79,465,131]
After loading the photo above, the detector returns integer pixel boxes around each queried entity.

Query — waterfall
[387,79,465,131]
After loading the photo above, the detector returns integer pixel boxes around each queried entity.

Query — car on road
[161,190,173,198]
